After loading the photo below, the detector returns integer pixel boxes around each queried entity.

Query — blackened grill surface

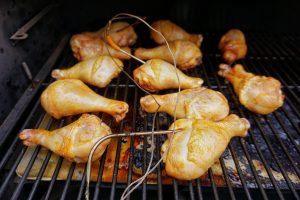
[0,32,300,200]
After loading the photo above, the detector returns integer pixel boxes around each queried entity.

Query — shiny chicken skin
[70,34,131,61]
[219,29,247,64]
[19,114,111,163]
[134,40,202,70]
[140,88,229,121]
[133,59,203,92]
[41,79,128,122]
[218,64,284,114]
[71,21,137,47]
[161,114,250,180]
[151,20,203,47]
[52,55,123,88]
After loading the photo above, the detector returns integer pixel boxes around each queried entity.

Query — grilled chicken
[161,114,250,180]
[70,34,131,61]
[134,40,202,70]
[19,114,111,163]
[52,56,123,88]
[219,29,247,64]
[218,64,284,114]
[151,20,203,47]
[41,79,128,122]
[71,22,137,47]
[133,59,203,92]
[140,88,229,121]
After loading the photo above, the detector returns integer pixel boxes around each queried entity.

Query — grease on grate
[16,135,300,188]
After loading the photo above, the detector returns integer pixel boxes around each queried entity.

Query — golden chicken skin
[140,88,229,121]
[41,79,128,122]
[219,29,247,64]
[71,21,137,47]
[133,59,203,92]
[52,55,123,88]
[134,40,202,70]
[19,114,111,163]
[151,20,203,47]
[70,34,131,61]
[161,114,250,180]
[218,64,284,114]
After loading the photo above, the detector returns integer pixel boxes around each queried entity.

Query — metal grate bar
[228,144,252,200]
[11,147,41,200]
[155,119,163,200]
[1,32,300,200]
[202,58,253,200]
[244,61,300,153]
[225,65,294,200]
[92,150,107,200]
[252,116,300,199]
[198,59,266,199]
[196,179,203,200]
[125,85,138,200]
[0,99,43,171]
[246,61,300,155]
[76,166,87,200]
[272,112,300,153]
[257,60,300,117]
[27,150,53,200]
[109,77,129,200]
[92,87,111,200]
[10,118,54,200]
[196,60,223,200]
[60,162,76,200]
[250,59,300,134]
[226,82,285,200]
[77,87,112,200]
[219,158,236,200]
[0,147,28,198]
[208,169,220,200]
[172,179,179,200]
[0,114,54,198]
[188,181,195,200]
[203,55,268,199]
[265,115,300,177]
[44,157,64,199]
[210,58,283,200]
[142,116,148,200]
[282,35,300,55]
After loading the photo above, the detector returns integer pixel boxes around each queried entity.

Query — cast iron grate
[0,32,300,200]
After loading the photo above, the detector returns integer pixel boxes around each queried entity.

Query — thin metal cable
[85,13,181,200]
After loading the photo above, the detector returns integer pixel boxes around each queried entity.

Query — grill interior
[0,31,300,200]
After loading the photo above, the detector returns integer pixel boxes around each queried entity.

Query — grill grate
[1,32,300,200]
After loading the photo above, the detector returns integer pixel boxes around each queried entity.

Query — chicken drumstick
[218,64,284,114]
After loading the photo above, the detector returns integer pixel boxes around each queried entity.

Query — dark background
[0,0,300,124]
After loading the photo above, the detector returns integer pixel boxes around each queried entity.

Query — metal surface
[10,4,57,40]
[0,32,300,200]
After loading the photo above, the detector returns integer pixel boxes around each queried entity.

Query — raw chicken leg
[19,114,111,163]
[71,21,137,47]
[140,88,229,121]
[218,64,284,114]
[219,29,247,64]
[161,114,250,180]
[70,34,131,61]
[133,59,203,92]
[134,40,202,70]
[41,79,129,122]
[151,20,203,46]
[52,55,123,88]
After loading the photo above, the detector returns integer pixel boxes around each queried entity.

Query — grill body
[1,1,300,199]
